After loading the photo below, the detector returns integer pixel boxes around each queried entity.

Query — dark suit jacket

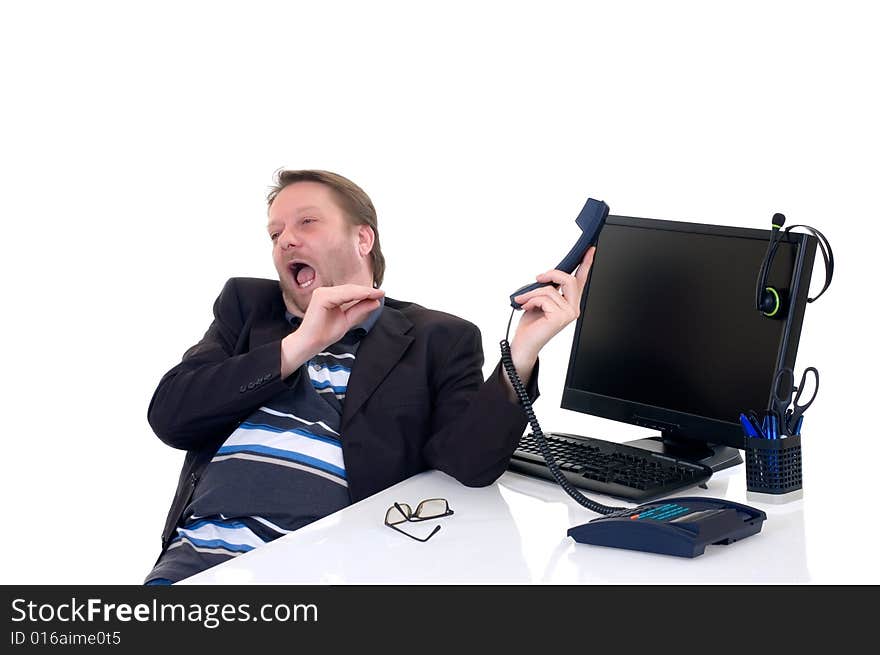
[149,277,538,550]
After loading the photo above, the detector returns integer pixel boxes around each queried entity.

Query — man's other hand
[281,285,384,378]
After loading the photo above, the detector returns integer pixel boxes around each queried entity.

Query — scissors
[770,366,819,437]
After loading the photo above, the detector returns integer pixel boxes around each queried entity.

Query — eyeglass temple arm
[386,522,442,542]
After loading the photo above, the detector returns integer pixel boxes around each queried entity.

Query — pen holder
[744,434,802,499]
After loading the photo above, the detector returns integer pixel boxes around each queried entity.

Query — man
[144,169,595,584]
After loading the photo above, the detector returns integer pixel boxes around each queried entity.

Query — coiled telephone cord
[500,307,626,515]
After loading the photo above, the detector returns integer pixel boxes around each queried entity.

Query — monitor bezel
[560,214,818,451]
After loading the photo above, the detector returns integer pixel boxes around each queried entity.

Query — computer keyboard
[509,432,713,502]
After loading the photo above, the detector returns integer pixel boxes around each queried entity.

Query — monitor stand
[624,434,743,472]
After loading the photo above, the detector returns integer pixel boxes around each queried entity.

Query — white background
[1,1,877,584]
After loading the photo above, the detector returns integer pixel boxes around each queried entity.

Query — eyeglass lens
[414,499,449,519]
[385,503,412,526]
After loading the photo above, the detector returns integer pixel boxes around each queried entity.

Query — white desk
[180,467,814,585]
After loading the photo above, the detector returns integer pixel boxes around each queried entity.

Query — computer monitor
[561,215,817,471]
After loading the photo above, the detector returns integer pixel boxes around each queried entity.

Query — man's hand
[281,285,385,378]
[505,246,596,394]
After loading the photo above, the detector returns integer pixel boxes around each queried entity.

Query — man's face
[267,181,374,317]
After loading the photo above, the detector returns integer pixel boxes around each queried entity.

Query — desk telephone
[501,198,767,557]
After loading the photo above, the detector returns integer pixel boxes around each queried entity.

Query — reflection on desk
[179,468,808,585]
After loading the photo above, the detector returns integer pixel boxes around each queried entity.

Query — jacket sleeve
[422,322,539,487]
[147,278,297,451]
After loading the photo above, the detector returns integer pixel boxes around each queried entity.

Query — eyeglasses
[384,498,454,542]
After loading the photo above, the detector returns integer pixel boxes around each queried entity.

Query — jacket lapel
[249,294,291,349]
[342,304,414,428]
[250,320,291,349]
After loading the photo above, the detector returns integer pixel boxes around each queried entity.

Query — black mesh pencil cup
[744,434,802,496]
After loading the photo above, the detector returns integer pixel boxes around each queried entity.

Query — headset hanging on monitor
[755,212,834,318]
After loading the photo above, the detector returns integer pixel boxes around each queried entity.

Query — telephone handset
[509,197,609,309]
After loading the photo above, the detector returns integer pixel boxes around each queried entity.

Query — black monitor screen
[567,219,801,430]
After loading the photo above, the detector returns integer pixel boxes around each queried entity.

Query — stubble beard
[279,276,311,318]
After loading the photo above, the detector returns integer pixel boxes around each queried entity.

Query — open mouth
[289,262,317,289]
